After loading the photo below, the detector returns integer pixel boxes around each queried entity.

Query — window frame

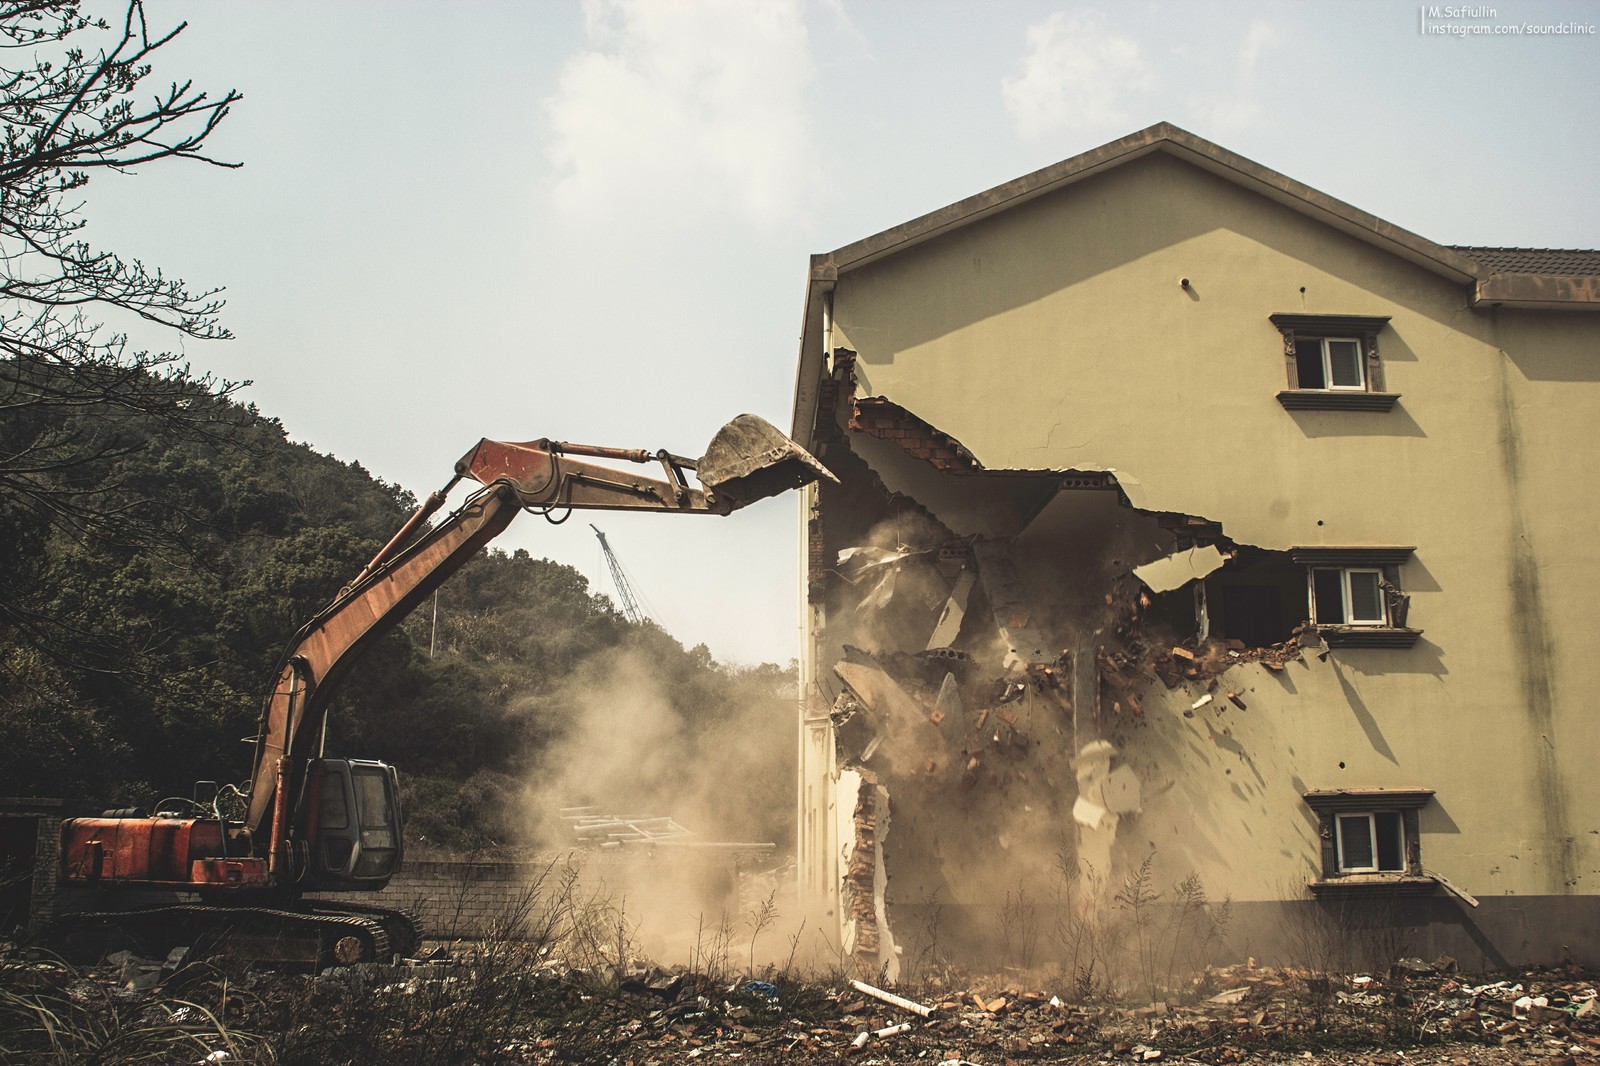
[1299,335,1367,391]
[1290,546,1422,648]
[1309,566,1387,627]
[1334,810,1406,874]
[1304,788,1435,896]
[1271,313,1400,411]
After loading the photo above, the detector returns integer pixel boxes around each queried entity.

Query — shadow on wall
[835,151,1491,373]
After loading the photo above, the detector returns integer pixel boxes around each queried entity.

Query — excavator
[54,414,833,966]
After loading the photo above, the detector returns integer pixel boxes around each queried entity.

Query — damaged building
[789,123,1600,978]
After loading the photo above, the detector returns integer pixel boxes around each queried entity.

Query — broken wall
[797,149,1600,972]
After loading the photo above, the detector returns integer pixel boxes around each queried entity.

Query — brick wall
[14,805,767,945]
[339,848,766,941]
[0,800,62,932]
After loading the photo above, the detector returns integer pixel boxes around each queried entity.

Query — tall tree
[0,1,243,666]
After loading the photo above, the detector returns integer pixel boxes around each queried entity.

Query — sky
[78,0,1600,666]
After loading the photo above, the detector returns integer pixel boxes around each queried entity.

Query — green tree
[0,0,243,669]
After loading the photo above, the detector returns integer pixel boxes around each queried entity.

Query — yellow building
[790,123,1600,978]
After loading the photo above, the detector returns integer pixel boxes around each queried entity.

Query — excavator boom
[244,414,832,841]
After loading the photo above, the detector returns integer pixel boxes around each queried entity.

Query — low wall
[345,847,779,942]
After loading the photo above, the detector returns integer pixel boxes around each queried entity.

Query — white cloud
[1002,10,1156,141]
[1187,19,1279,134]
[544,0,815,228]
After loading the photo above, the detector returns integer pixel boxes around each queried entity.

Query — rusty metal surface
[60,816,228,884]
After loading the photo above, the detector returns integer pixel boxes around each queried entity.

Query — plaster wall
[814,152,1600,926]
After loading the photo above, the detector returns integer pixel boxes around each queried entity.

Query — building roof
[1451,246,1600,276]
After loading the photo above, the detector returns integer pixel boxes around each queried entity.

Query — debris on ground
[2,939,1596,1064]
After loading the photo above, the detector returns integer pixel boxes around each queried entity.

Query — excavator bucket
[697,414,836,511]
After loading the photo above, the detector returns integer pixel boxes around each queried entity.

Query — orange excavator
[55,415,832,965]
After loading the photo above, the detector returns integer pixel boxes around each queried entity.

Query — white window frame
[1334,810,1407,874]
[1303,336,1366,391]
[1309,566,1388,627]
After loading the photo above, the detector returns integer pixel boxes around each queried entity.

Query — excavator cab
[307,758,403,889]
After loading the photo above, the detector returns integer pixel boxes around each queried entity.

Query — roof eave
[790,256,836,446]
[1473,273,1600,311]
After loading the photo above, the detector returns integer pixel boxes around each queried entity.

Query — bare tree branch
[0,0,246,668]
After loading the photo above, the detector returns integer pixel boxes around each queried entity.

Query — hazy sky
[81,0,1600,665]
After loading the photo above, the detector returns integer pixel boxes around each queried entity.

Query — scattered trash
[7,937,1597,1064]
[742,979,779,1001]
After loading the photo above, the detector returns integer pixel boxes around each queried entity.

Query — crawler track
[57,902,406,967]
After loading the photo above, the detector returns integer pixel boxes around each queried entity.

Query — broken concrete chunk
[1072,794,1113,830]
[1101,764,1143,815]
[973,540,1058,669]
[836,659,938,727]
[1132,544,1227,594]
[934,672,964,720]
[926,568,977,649]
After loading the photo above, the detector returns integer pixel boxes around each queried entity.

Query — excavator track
[311,900,423,960]
[58,903,393,968]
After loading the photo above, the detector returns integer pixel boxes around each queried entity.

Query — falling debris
[1133,544,1229,594]
[927,568,977,650]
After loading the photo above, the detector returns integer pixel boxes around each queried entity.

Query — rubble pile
[4,938,1597,1064]
[818,488,1317,973]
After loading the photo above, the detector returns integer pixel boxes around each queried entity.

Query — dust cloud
[513,645,801,967]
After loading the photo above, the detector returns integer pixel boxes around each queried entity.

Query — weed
[0,950,264,1065]
[744,889,777,978]
[1000,881,1040,970]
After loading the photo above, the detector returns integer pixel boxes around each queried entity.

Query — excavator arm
[244,414,832,850]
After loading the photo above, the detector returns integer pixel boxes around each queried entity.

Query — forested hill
[0,380,796,851]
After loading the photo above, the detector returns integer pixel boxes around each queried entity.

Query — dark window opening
[1374,812,1404,871]
[1205,548,1304,646]
[1218,584,1287,647]
[1142,584,1201,639]
[1296,341,1326,389]
[1312,569,1345,625]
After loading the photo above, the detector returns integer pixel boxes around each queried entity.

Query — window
[1304,788,1434,896]
[1335,811,1406,873]
[1271,313,1400,411]
[1310,567,1386,627]
[1296,336,1366,391]
[1290,546,1421,647]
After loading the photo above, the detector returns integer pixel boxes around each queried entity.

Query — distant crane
[590,524,652,625]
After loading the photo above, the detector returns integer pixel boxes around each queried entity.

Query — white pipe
[849,979,933,1017]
